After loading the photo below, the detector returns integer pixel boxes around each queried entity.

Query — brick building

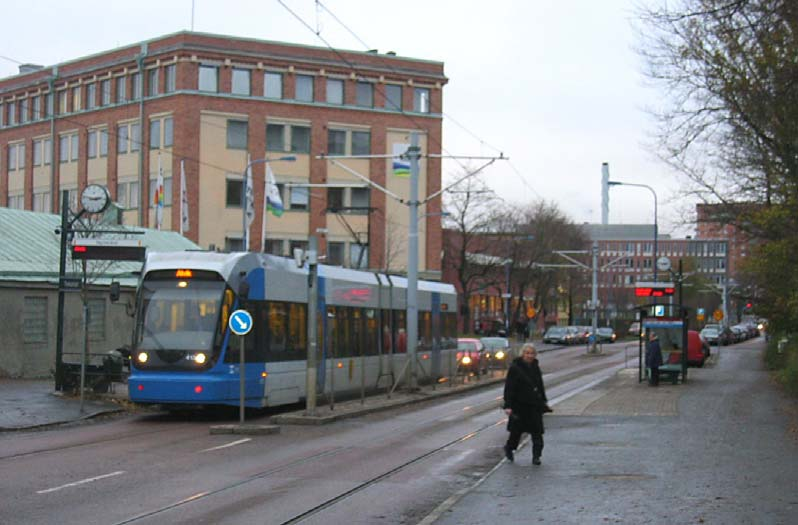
[0,32,447,276]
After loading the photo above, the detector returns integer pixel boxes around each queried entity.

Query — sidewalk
[0,379,126,431]
[426,338,798,525]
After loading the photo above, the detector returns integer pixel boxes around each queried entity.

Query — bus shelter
[636,304,688,384]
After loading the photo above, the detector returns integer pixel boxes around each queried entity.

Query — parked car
[597,327,617,343]
[700,326,731,346]
[628,321,641,336]
[456,338,487,375]
[543,326,570,345]
[566,326,586,344]
[480,337,511,369]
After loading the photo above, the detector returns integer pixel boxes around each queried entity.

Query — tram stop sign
[229,309,253,336]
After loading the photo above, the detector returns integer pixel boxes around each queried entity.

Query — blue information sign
[228,309,253,336]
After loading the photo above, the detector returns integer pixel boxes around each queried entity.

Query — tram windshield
[137,272,225,352]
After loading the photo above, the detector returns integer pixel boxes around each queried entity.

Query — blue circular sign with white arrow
[228,309,253,336]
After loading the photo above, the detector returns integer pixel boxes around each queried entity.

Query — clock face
[81,184,110,214]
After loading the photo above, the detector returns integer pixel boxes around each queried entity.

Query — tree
[638,0,798,332]
[442,175,503,333]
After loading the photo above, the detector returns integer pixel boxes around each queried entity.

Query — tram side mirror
[238,273,250,300]
[110,281,121,302]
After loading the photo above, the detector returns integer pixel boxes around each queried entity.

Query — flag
[180,159,189,234]
[392,143,410,177]
[265,163,283,217]
[244,154,255,250]
[154,154,164,230]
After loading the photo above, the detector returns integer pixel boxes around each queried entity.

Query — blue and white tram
[128,251,458,408]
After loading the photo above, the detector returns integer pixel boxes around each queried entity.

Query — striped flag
[180,159,189,234]
[154,154,164,230]
[392,143,410,177]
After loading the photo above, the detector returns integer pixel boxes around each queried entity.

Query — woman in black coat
[503,343,551,465]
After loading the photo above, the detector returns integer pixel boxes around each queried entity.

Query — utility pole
[305,236,319,415]
[590,241,599,352]
[407,132,421,390]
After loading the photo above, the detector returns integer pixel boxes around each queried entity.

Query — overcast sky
[1,0,693,236]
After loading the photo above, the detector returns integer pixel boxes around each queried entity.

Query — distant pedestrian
[502,343,552,465]
[646,331,663,386]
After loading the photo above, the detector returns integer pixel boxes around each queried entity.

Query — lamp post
[241,155,296,251]
[607,181,659,282]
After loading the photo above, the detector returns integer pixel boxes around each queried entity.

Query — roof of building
[0,207,199,287]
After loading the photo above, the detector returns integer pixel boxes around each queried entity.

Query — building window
[23,297,48,344]
[385,84,402,111]
[164,117,173,147]
[327,242,345,266]
[117,125,129,153]
[88,130,98,158]
[165,64,176,93]
[351,131,370,155]
[295,74,314,102]
[327,188,344,211]
[414,87,430,113]
[43,139,52,165]
[264,72,282,99]
[232,68,251,96]
[71,134,78,161]
[356,81,373,107]
[148,69,159,96]
[7,194,24,209]
[199,65,218,92]
[291,126,311,153]
[266,123,285,151]
[263,239,283,255]
[226,178,243,208]
[0,103,4,127]
[33,140,43,165]
[289,186,309,210]
[60,135,69,162]
[132,73,142,100]
[31,96,40,120]
[87,84,96,109]
[33,191,50,213]
[58,91,67,114]
[225,237,245,252]
[328,129,346,155]
[8,102,16,125]
[99,130,108,157]
[289,240,309,256]
[350,244,368,269]
[131,123,141,152]
[351,187,370,211]
[226,120,248,149]
[101,79,111,106]
[326,78,344,104]
[87,299,106,341]
[116,76,127,103]
[117,180,139,209]
[20,100,29,123]
[45,93,54,117]
[150,120,161,149]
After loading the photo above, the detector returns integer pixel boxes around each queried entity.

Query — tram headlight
[137,352,148,364]
[461,356,472,365]
[194,353,207,365]
[495,350,506,360]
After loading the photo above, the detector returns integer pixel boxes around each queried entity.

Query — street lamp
[607,181,659,282]
[241,155,296,251]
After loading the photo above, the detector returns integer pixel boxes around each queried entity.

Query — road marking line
[201,438,251,452]
[37,470,125,494]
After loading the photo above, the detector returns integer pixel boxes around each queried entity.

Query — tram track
[107,351,629,525]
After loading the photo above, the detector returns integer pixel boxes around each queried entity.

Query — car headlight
[195,353,207,364]
[137,352,148,363]
[461,356,472,365]
[758,323,764,330]
[495,350,505,360]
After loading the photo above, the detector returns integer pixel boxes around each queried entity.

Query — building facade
[0,32,446,276]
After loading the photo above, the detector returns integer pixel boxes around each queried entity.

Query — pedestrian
[502,343,552,465]
[646,331,662,386]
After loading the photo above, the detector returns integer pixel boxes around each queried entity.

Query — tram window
[418,311,432,351]
[364,309,378,356]
[393,310,407,353]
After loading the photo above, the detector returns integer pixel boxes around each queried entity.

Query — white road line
[201,438,251,452]
[37,470,125,494]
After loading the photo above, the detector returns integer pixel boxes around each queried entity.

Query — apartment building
[0,32,447,276]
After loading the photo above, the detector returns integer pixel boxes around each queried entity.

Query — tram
[128,251,458,408]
